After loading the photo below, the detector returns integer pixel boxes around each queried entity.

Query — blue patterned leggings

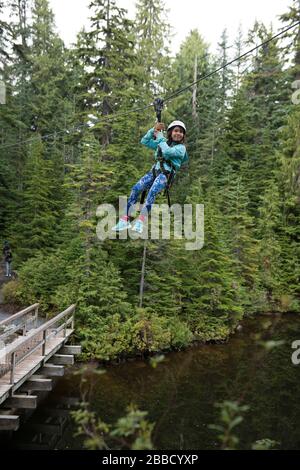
[126,168,168,217]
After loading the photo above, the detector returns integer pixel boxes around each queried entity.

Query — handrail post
[10,352,15,384]
[23,317,27,335]
[42,329,47,356]
[34,305,39,328]
[71,306,75,330]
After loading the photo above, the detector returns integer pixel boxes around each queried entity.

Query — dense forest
[0,0,299,361]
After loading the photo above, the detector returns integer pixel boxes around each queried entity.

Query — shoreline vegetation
[1,288,298,364]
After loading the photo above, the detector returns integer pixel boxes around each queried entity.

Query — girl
[112,120,188,234]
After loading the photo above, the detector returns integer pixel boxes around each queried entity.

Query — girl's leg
[5,262,9,276]
[140,173,168,217]
[125,169,155,219]
[112,169,155,231]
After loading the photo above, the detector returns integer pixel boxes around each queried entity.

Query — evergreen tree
[180,184,244,337]
[279,0,300,80]
[134,0,172,97]
[256,179,282,310]
[10,135,57,262]
[74,0,137,145]
[276,104,300,306]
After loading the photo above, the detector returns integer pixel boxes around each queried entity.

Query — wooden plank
[4,394,37,409]
[40,364,65,377]
[20,377,52,391]
[60,345,81,355]
[0,389,10,406]
[0,326,20,342]
[3,305,75,358]
[0,303,75,409]
[7,331,73,396]
[51,354,74,366]
[0,414,19,431]
[0,303,39,327]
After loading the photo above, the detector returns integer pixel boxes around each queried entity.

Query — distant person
[2,240,10,256]
[3,241,12,277]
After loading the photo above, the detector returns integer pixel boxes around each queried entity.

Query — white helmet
[167,120,186,133]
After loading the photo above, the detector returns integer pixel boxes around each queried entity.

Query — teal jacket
[140,127,188,172]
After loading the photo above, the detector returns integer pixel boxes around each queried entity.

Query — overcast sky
[49,0,292,54]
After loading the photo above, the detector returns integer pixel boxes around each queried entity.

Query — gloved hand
[153,122,165,140]
[154,122,165,132]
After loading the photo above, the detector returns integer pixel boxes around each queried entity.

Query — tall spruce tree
[134,0,172,98]
[10,135,57,262]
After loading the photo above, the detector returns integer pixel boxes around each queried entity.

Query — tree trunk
[139,241,147,307]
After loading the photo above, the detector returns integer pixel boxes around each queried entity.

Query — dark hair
[167,128,186,145]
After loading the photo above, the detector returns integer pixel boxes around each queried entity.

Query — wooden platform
[0,303,39,344]
[0,329,73,404]
[0,304,80,431]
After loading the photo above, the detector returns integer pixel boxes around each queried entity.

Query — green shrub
[1,280,21,304]
[77,313,136,361]
[131,309,171,354]
[12,252,66,314]
[168,316,194,349]
[193,315,230,342]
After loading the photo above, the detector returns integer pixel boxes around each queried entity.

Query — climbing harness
[140,97,177,209]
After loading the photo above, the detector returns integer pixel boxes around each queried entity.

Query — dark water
[2,314,300,450]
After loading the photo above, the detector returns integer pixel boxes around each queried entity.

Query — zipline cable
[0,20,299,152]
[163,20,300,102]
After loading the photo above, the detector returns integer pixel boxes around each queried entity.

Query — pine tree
[10,135,57,262]
[279,0,300,80]
[0,1,10,68]
[180,186,244,337]
[134,0,172,97]
[30,0,71,134]
[217,166,260,311]
[256,179,282,310]
[276,104,300,305]
[73,0,137,146]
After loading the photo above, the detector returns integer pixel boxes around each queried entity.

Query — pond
[1,313,300,450]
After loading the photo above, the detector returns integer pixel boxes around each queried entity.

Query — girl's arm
[141,128,165,150]
[158,141,186,163]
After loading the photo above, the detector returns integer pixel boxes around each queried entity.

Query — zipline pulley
[153,97,164,123]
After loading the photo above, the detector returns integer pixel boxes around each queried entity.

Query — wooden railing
[0,304,76,382]
[0,303,39,343]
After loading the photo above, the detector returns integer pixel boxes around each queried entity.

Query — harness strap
[140,146,177,209]
[140,162,176,209]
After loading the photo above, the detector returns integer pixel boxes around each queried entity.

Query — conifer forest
[0,0,299,364]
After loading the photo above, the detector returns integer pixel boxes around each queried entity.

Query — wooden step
[4,394,37,409]
[0,414,20,431]
[60,345,81,355]
[40,364,65,377]
[51,354,74,366]
[20,377,52,391]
